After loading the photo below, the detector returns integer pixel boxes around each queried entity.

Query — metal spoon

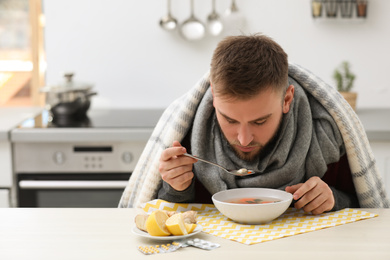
[180,0,205,41]
[159,0,177,31]
[207,0,223,36]
[183,153,255,176]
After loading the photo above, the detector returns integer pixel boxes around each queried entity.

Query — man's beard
[226,115,283,162]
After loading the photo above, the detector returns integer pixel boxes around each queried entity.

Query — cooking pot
[41,73,97,120]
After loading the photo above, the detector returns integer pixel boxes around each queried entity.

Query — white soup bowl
[212,188,293,224]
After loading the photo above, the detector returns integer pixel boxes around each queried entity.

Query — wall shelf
[312,0,368,19]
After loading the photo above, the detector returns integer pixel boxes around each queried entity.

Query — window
[0,0,45,107]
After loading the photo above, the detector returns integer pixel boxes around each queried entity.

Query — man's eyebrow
[217,109,272,123]
[249,114,272,123]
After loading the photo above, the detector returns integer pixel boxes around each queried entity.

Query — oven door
[17,173,130,207]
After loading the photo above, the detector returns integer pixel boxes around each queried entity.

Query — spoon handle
[167,0,172,15]
[190,0,194,16]
[183,153,228,173]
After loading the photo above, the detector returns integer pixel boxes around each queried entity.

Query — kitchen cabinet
[0,190,10,207]
[0,141,12,187]
[0,107,43,207]
[0,141,11,207]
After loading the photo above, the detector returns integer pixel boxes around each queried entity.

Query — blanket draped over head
[118,63,390,209]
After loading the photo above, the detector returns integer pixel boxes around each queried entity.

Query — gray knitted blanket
[119,63,390,209]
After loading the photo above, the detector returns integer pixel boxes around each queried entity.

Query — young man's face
[212,85,294,161]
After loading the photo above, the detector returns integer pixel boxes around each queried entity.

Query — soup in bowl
[212,188,293,224]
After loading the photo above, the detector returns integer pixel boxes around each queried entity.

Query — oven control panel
[13,142,146,173]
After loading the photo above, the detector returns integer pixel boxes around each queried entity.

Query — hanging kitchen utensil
[40,73,97,121]
[180,0,206,41]
[159,0,177,31]
[223,0,246,36]
[207,0,223,36]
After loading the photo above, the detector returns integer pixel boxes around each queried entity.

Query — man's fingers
[292,176,321,200]
[302,193,334,215]
[161,164,193,180]
[310,199,333,215]
[160,141,186,161]
[291,177,335,214]
[172,140,182,147]
[160,146,186,161]
[162,169,194,191]
[298,192,324,212]
[285,183,302,195]
[158,140,198,192]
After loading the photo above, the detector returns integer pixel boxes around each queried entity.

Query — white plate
[132,224,203,241]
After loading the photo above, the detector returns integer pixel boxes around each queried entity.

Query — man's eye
[254,121,266,126]
[226,119,237,124]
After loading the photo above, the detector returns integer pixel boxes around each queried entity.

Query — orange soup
[226,197,281,204]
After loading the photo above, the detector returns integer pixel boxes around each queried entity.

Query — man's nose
[237,125,254,146]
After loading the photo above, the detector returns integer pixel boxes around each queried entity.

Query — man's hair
[210,34,288,100]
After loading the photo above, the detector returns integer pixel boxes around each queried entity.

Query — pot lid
[41,73,93,93]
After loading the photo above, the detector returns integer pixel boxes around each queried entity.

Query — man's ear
[282,84,294,114]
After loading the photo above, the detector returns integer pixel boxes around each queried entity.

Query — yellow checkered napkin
[141,199,378,245]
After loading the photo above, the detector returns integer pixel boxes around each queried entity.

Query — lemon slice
[145,210,171,236]
[165,212,188,236]
[185,223,197,234]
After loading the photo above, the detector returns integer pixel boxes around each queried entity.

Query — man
[118,34,388,211]
[157,34,358,215]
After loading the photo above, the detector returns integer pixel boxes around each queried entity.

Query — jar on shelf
[312,0,323,18]
[339,0,354,18]
[324,0,338,17]
[356,0,368,17]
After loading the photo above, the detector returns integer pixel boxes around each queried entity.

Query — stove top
[17,109,164,129]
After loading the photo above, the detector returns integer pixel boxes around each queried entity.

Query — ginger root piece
[182,211,197,224]
[163,210,197,224]
[134,214,148,232]
[164,211,176,217]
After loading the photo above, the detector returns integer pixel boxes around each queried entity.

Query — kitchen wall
[43,0,390,109]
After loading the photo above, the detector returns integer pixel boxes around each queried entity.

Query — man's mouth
[235,145,257,153]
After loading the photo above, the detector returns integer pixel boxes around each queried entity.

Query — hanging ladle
[180,0,206,41]
[159,0,177,31]
[223,0,245,36]
[207,0,223,36]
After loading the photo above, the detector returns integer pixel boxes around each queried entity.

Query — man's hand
[285,176,335,215]
[159,141,197,191]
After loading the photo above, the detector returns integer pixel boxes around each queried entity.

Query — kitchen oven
[10,109,162,207]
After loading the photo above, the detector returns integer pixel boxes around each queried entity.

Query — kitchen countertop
[0,107,42,141]
[1,107,390,142]
[0,208,389,260]
[9,108,164,143]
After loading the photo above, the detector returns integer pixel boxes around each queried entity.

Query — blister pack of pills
[138,242,182,255]
[180,238,221,250]
[137,239,220,255]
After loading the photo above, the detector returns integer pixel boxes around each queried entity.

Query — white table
[0,208,389,260]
